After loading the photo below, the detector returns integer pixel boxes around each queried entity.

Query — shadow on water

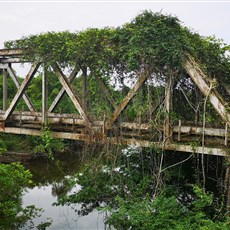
[21,150,106,230]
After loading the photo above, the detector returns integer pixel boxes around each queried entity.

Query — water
[22,152,106,230]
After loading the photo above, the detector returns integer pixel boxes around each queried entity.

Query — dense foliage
[5,11,230,82]
[56,147,229,229]
[0,163,41,229]
[4,10,230,124]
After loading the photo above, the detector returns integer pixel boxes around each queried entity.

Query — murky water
[22,152,106,229]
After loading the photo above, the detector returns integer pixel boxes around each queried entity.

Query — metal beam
[2,126,227,156]
[42,65,48,125]
[0,48,24,57]
[184,58,230,124]
[6,64,36,113]
[52,63,92,127]
[0,110,228,137]
[3,69,8,110]
[108,137,227,156]
[0,58,25,63]
[164,75,174,143]
[48,66,79,113]
[0,64,8,69]
[3,127,87,141]
[106,67,153,129]
[4,62,41,121]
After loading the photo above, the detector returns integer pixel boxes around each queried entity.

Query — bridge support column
[164,75,174,143]
[3,68,8,111]
[42,64,48,125]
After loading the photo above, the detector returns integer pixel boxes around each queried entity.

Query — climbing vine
[5,11,230,81]
[4,11,230,122]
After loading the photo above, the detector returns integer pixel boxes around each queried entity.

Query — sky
[0,1,230,49]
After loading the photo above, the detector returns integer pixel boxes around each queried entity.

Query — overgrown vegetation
[56,146,229,229]
[33,126,65,159]
[0,10,230,229]
[0,163,52,229]
[4,10,230,123]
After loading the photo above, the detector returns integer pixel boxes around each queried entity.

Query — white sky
[0,1,230,49]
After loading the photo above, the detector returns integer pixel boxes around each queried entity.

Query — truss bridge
[0,48,229,157]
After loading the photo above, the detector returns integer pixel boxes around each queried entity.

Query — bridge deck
[0,111,228,157]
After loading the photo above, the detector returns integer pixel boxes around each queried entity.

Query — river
[22,152,106,230]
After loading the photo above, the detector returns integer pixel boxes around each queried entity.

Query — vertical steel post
[225,123,228,146]
[3,68,8,111]
[164,75,174,143]
[42,64,48,125]
[178,119,181,141]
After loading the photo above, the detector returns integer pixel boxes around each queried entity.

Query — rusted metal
[0,48,229,158]
[3,68,8,110]
[0,58,24,63]
[184,58,230,124]
[178,120,181,141]
[3,127,88,141]
[0,48,24,57]
[52,63,92,127]
[0,122,5,131]
[225,123,228,146]
[173,126,226,137]
[48,65,79,113]
[0,110,228,137]
[106,67,153,130]
[42,64,48,125]
[6,64,36,113]
[108,137,227,156]
[164,75,174,143]
[4,62,41,120]
[1,126,227,156]
[0,63,8,69]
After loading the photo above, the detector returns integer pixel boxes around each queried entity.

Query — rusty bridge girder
[0,48,229,157]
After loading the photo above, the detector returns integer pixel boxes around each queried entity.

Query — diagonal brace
[106,67,153,130]
[184,58,230,124]
[52,63,92,127]
[4,62,41,121]
[6,64,36,113]
[48,66,79,113]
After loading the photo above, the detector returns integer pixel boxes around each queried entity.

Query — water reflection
[22,152,105,229]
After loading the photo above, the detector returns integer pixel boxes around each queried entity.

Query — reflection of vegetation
[0,163,52,229]
[23,150,82,186]
[56,147,229,229]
